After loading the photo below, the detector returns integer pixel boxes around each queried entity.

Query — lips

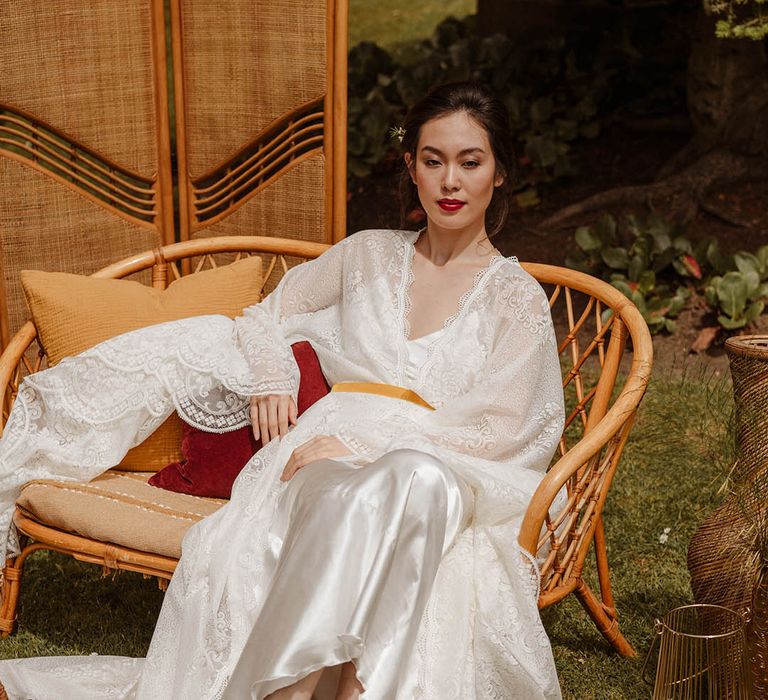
[438,199,466,212]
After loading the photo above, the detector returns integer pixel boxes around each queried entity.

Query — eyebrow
[420,146,486,157]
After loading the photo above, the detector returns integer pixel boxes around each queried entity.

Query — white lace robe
[0,229,564,699]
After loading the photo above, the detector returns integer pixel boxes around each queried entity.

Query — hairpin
[389,125,405,143]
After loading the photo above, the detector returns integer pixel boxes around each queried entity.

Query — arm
[234,235,350,439]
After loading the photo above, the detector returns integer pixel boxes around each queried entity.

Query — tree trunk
[659,6,768,176]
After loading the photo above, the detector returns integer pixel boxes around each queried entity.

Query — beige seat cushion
[20,256,263,470]
[17,471,226,559]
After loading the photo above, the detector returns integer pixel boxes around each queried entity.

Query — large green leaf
[638,270,656,294]
[745,300,765,324]
[704,281,720,308]
[594,213,617,244]
[743,269,761,297]
[718,314,747,330]
[628,254,646,283]
[716,272,749,318]
[601,247,629,269]
[756,245,768,274]
[734,252,761,276]
[575,226,602,252]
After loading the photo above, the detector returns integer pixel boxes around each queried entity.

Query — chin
[431,212,481,231]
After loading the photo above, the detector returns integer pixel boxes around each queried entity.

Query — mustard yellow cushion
[17,471,225,559]
[21,257,263,469]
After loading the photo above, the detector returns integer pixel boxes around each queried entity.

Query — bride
[0,82,564,699]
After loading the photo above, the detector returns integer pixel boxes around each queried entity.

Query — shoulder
[488,258,553,334]
[341,229,417,250]
[325,229,417,263]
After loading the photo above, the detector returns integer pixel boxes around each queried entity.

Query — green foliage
[566,213,768,335]
[611,274,690,334]
[347,15,613,188]
[566,213,693,334]
[698,240,768,329]
[705,262,768,330]
[705,0,768,40]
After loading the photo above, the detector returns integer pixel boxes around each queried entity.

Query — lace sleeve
[232,235,350,400]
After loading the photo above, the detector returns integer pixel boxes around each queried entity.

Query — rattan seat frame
[0,235,653,658]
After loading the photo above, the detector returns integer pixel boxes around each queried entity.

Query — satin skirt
[222,448,473,700]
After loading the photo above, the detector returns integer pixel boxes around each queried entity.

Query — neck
[418,220,494,266]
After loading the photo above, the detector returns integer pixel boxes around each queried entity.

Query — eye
[424,159,441,167]
[462,160,480,169]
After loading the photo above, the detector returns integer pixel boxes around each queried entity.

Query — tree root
[539,149,768,230]
[697,198,752,228]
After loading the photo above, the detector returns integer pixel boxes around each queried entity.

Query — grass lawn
[0,364,734,698]
[349,0,476,50]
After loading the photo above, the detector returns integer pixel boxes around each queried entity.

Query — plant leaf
[745,300,765,324]
[575,226,602,252]
[735,252,760,276]
[601,247,629,269]
[718,314,747,330]
[717,272,749,317]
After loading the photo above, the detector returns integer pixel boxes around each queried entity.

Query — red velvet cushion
[148,341,330,498]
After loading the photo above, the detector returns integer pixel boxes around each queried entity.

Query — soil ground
[347,121,768,375]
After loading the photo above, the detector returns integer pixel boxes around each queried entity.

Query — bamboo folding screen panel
[0,0,347,350]
[0,0,174,349]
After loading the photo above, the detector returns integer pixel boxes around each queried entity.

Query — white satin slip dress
[222,327,475,700]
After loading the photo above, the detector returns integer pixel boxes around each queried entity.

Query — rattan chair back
[518,264,652,630]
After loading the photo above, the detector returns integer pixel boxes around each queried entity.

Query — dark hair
[398,82,515,237]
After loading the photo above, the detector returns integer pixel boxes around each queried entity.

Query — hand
[281,435,352,481]
[250,394,298,443]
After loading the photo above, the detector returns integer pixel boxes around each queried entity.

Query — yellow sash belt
[331,382,435,411]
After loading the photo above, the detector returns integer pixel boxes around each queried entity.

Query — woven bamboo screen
[0,0,174,348]
[1,0,347,349]
[172,0,347,248]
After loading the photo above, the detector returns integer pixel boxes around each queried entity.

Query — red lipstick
[438,199,466,212]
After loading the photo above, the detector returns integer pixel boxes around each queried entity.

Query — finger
[281,451,297,481]
[258,400,269,445]
[288,398,298,426]
[281,437,324,480]
[282,445,321,481]
[277,396,289,438]
[282,451,309,481]
[266,397,279,442]
[250,399,260,441]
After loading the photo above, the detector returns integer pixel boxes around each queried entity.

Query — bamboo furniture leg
[0,538,39,637]
[574,519,636,657]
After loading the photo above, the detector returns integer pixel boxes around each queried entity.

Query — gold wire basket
[643,604,753,699]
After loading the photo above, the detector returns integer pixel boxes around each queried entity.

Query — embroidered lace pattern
[0,229,564,700]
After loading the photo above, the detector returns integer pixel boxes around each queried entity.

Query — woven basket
[688,335,768,697]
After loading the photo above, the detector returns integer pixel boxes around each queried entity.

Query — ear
[404,153,416,184]
[494,169,505,188]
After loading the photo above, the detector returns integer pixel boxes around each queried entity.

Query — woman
[0,82,564,699]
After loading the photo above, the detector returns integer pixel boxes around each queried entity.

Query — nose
[441,164,460,192]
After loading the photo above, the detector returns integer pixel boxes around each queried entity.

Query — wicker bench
[0,234,653,657]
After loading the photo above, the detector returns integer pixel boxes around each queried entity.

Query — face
[405,111,503,237]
